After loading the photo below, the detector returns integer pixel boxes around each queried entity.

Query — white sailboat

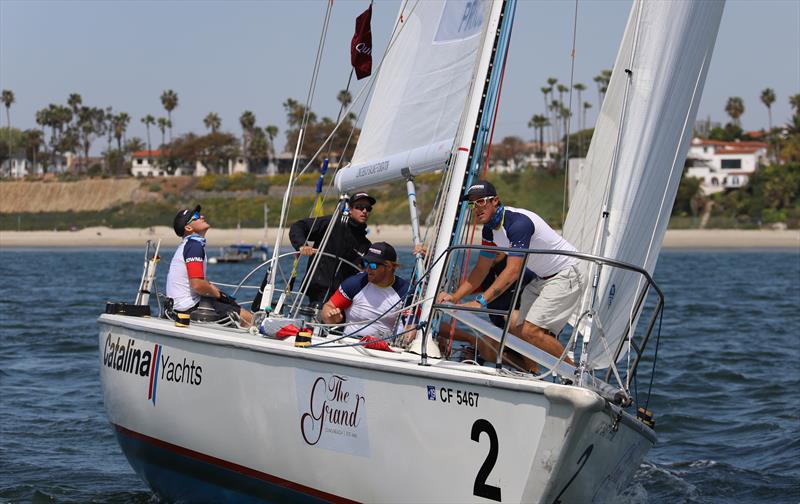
[98,1,724,502]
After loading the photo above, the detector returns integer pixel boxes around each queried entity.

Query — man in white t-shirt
[320,242,410,343]
[437,181,583,369]
[166,205,253,327]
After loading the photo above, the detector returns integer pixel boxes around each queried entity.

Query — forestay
[335,0,493,193]
[563,0,724,369]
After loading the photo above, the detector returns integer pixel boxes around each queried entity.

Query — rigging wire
[560,0,580,228]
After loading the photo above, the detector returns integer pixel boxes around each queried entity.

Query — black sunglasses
[353,204,373,212]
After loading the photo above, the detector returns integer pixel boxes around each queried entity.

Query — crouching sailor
[166,205,253,327]
[320,242,410,349]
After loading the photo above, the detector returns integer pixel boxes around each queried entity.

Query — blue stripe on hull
[114,425,347,503]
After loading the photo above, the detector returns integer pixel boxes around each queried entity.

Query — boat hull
[98,314,654,503]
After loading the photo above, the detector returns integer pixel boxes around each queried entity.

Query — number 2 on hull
[471,419,501,501]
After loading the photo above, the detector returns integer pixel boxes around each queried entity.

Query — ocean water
[0,247,798,503]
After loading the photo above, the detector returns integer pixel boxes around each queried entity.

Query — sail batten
[564,0,725,370]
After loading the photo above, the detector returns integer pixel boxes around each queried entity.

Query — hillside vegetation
[0,171,568,231]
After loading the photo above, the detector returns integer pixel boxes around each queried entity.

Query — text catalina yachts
[103,334,203,386]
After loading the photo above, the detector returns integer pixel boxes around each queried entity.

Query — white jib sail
[563,0,725,370]
[335,0,493,193]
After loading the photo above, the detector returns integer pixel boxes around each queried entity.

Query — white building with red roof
[131,150,249,177]
[685,138,768,195]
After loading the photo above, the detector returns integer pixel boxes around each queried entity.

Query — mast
[415,0,511,348]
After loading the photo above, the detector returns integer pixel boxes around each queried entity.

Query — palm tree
[67,93,82,126]
[25,129,44,171]
[2,89,14,160]
[549,99,561,144]
[104,106,114,151]
[141,114,155,152]
[760,88,776,132]
[573,83,586,130]
[725,96,745,126]
[760,88,777,162]
[239,110,256,157]
[582,101,592,131]
[556,84,569,108]
[265,124,279,162]
[336,90,353,119]
[160,89,179,140]
[790,93,800,114]
[203,112,221,133]
[113,113,131,151]
[594,70,612,105]
[156,117,170,147]
[528,114,549,160]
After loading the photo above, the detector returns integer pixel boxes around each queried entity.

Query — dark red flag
[351,4,372,80]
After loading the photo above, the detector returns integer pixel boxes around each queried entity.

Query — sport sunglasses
[362,260,385,270]
[467,196,495,208]
[186,211,202,225]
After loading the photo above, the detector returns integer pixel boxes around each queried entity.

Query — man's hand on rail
[436,292,456,304]
[299,245,317,257]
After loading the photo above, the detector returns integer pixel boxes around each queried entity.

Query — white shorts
[518,265,584,335]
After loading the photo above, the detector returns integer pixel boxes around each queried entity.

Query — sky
[1,0,798,155]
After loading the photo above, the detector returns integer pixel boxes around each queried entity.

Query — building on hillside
[132,150,171,177]
[274,151,310,174]
[685,138,768,195]
[1,153,67,178]
[489,141,560,172]
[66,154,106,174]
[131,150,285,177]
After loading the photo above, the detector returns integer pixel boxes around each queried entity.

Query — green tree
[760,88,776,132]
[141,114,156,152]
[725,96,745,127]
[67,93,82,127]
[78,106,106,162]
[265,125,279,161]
[156,117,170,147]
[540,86,552,145]
[203,112,221,133]
[573,83,586,130]
[160,89,179,140]
[239,110,256,157]
[528,114,549,159]
[112,113,131,151]
[336,89,352,112]
[582,101,592,131]
[125,137,146,154]
[2,90,14,164]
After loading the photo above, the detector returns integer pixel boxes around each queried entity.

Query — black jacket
[289,214,371,304]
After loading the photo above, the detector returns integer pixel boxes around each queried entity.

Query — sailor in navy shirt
[321,242,410,341]
[437,181,583,370]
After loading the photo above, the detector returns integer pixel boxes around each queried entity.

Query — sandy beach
[1,226,798,250]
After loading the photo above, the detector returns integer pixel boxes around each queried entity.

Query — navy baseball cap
[362,242,397,263]
[173,205,201,237]
[462,180,498,200]
[351,192,376,205]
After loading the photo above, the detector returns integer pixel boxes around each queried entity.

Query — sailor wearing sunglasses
[436,180,583,371]
[289,192,376,306]
[166,205,253,327]
[320,242,410,344]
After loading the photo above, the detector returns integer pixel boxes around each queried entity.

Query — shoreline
[1,226,798,250]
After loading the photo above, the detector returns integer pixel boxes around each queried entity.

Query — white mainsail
[335,0,493,192]
[563,0,725,370]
